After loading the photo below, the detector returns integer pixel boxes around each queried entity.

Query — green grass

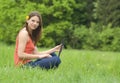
[0,42,120,83]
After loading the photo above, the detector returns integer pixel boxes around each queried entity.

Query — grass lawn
[0,42,120,83]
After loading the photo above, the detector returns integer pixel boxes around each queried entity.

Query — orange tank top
[14,36,35,66]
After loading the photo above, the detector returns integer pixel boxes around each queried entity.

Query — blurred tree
[72,0,96,26]
[94,0,120,27]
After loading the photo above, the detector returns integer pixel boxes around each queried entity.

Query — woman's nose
[33,22,38,25]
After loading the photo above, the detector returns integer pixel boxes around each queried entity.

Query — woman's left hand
[53,44,62,52]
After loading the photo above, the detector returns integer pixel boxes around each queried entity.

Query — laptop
[58,39,65,57]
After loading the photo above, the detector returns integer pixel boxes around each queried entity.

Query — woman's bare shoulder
[18,28,29,40]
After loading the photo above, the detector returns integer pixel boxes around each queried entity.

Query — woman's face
[27,16,40,30]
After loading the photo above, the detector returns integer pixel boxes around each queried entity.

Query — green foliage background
[0,0,120,51]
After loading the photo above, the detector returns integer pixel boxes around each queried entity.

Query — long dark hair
[24,11,42,45]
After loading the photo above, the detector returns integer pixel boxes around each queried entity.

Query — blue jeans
[24,53,61,69]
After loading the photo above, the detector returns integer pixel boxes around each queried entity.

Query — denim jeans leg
[33,56,61,69]
[24,53,61,69]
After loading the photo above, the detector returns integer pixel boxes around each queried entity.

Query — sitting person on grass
[14,11,61,69]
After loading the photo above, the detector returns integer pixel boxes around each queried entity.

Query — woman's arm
[17,30,51,60]
[33,45,62,55]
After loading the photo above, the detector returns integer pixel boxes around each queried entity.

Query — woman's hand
[53,44,62,52]
[34,44,63,57]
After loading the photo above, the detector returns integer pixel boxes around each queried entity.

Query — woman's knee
[54,56,61,65]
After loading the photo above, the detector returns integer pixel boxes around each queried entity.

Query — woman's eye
[32,20,35,22]
[37,21,39,23]
[31,20,39,23]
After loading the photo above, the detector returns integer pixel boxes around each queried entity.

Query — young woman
[14,11,61,69]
